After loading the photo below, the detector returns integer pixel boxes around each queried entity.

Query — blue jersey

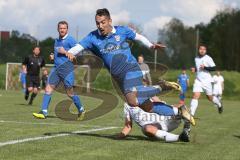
[79,26,138,77]
[19,71,26,83]
[177,74,189,89]
[54,35,77,67]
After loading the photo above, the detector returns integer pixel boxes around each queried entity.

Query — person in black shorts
[22,46,45,105]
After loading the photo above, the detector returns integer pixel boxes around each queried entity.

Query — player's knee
[33,88,38,93]
[143,125,156,137]
[192,93,200,99]
[45,85,53,94]
[28,88,33,92]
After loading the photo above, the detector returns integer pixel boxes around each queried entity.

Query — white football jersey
[195,55,216,82]
[213,75,224,92]
[123,103,177,131]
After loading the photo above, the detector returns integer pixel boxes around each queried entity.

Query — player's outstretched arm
[134,33,166,49]
[58,45,83,61]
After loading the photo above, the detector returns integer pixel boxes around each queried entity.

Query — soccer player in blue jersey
[177,68,190,104]
[19,65,27,93]
[59,8,194,124]
[33,21,85,119]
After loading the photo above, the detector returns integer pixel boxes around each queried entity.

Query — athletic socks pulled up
[71,95,84,113]
[155,130,179,142]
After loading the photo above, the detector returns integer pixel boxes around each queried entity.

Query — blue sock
[41,94,52,115]
[152,102,175,116]
[179,93,185,101]
[72,95,84,113]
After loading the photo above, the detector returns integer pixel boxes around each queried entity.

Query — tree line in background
[0,7,239,71]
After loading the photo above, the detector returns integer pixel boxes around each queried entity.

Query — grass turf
[0,90,240,160]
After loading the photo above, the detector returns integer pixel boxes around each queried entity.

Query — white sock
[190,99,198,116]
[173,107,178,115]
[212,96,221,108]
[155,130,179,142]
[218,95,222,100]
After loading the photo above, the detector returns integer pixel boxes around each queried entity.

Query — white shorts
[193,79,213,95]
[213,88,222,95]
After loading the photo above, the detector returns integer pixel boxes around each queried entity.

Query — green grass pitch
[0,90,240,160]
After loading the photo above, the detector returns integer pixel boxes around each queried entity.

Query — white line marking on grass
[0,120,103,128]
[0,126,119,147]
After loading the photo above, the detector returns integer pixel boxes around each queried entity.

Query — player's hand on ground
[115,132,127,140]
[151,43,166,49]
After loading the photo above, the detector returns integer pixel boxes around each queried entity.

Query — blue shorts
[152,102,175,116]
[113,68,143,94]
[48,61,75,88]
[21,79,26,85]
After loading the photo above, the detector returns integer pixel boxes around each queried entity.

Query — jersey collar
[59,34,68,40]
[98,26,116,36]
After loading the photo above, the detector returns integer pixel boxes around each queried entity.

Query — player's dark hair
[58,20,68,29]
[32,46,40,50]
[198,44,207,50]
[96,8,111,18]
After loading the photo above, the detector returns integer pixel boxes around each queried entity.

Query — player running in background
[177,68,189,104]
[59,9,191,122]
[189,45,223,116]
[33,21,85,119]
[23,46,45,105]
[183,45,223,136]
[213,70,224,101]
[19,65,27,93]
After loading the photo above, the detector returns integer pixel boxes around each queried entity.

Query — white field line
[0,120,103,128]
[0,126,119,147]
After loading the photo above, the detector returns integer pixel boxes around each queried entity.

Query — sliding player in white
[213,70,224,101]
[117,101,192,142]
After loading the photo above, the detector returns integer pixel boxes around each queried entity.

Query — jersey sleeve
[207,56,216,67]
[177,75,180,82]
[123,26,136,40]
[22,56,29,65]
[123,105,131,121]
[68,37,77,48]
[79,33,93,50]
[221,76,224,82]
[41,58,46,68]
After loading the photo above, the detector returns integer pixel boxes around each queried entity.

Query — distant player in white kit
[213,70,224,101]
[189,45,223,117]
[183,45,223,135]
